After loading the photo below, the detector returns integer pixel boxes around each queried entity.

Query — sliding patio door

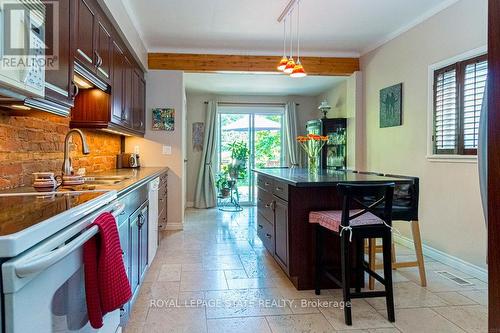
[218,104,286,205]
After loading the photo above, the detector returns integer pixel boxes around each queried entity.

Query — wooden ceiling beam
[148,53,360,76]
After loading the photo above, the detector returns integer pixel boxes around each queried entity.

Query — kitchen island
[254,168,411,290]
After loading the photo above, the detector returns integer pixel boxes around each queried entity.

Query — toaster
[120,153,140,168]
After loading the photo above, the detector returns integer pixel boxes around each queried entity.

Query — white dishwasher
[148,178,160,264]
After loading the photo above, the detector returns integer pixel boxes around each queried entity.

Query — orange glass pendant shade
[283,58,296,74]
[290,61,307,77]
[277,56,288,71]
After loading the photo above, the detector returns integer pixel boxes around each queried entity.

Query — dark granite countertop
[0,167,168,239]
[253,168,411,187]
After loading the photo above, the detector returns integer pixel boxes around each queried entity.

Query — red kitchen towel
[83,212,131,329]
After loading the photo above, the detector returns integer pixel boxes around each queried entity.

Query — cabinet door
[139,204,149,281]
[122,56,133,128]
[95,17,112,83]
[45,0,74,107]
[132,69,145,133]
[129,212,140,299]
[74,0,96,68]
[274,197,289,270]
[111,41,124,125]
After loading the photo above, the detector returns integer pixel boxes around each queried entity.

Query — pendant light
[283,10,295,74]
[291,0,307,77]
[277,17,288,71]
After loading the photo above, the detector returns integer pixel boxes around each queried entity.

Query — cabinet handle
[258,224,263,229]
[140,120,144,128]
[276,187,283,191]
[264,182,270,186]
[120,307,125,317]
[265,233,272,239]
[138,214,144,228]
[72,81,79,98]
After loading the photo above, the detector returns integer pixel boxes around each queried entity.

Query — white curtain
[284,101,300,167]
[194,101,218,208]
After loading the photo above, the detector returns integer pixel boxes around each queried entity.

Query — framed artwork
[380,83,403,128]
[192,122,205,152]
[152,108,175,131]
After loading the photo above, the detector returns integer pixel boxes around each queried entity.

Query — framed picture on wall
[152,108,175,131]
[192,122,205,152]
[380,83,403,128]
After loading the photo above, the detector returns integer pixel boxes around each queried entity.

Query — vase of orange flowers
[297,134,329,174]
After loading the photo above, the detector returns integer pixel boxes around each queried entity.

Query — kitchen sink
[83,176,131,185]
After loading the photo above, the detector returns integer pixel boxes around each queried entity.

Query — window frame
[431,51,488,158]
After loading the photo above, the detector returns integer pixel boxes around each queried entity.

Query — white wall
[126,70,186,230]
[99,0,148,68]
[185,93,319,205]
[360,0,487,268]
[315,73,363,170]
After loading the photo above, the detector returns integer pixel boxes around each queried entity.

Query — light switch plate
[162,145,172,155]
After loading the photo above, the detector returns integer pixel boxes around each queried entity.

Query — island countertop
[253,168,410,187]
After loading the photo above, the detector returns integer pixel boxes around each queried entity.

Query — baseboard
[164,222,184,231]
[186,201,194,208]
[394,234,488,283]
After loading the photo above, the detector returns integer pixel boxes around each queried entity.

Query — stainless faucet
[62,129,90,176]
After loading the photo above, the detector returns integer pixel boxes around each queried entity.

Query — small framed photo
[152,108,175,131]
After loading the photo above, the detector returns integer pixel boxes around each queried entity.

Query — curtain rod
[204,101,299,106]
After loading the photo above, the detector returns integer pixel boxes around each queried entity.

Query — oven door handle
[14,203,125,278]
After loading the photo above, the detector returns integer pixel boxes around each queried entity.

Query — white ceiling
[123,0,458,56]
[184,73,345,96]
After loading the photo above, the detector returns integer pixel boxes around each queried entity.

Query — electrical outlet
[162,145,172,155]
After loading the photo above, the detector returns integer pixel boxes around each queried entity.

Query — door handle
[265,233,272,239]
[13,203,125,277]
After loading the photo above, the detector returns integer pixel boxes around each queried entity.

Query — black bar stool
[309,183,396,326]
[368,175,427,289]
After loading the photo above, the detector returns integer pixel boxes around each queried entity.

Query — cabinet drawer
[272,181,288,201]
[257,213,274,254]
[257,175,274,191]
[257,188,274,223]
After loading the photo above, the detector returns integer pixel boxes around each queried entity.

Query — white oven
[0,0,45,98]
[1,201,125,333]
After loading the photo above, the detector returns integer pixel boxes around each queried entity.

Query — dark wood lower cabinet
[274,197,289,273]
[116,184,149,325]
[256,177,289,275]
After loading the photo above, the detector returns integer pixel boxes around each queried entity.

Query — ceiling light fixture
[283,10,295,74]
[290,0,307,78]
[277,17,288,71]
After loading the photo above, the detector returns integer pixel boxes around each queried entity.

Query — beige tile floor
[124,208,488,333]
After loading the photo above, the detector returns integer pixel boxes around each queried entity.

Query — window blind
[433,54,487,155]
[463,59,487,150]
[434,67,458,153]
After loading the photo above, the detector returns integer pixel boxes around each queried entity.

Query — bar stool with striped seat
[310,183,396,326]
[368,175,427,289]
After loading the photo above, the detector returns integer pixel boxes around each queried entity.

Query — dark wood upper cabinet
[74,0,96,67]
[123,56,133,128]
[95,18,112,83]
[69,0,145,136]
[111,41,125,125]
[133,70,146,132]
[43,0,75,112]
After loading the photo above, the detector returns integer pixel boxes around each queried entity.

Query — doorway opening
[217,104,286,205]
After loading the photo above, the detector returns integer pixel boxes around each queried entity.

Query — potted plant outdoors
[227,141,250,180]
[216,171,231,198]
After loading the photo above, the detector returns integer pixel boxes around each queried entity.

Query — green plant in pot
[227,141,249,179]
[216,171,231,198]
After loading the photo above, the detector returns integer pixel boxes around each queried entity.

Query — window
[433,54,487,155]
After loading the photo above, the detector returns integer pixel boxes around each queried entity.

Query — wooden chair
[368,175,427,289]
[310,183,396,325]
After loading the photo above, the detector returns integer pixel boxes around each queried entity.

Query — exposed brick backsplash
[0,110,121,190]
